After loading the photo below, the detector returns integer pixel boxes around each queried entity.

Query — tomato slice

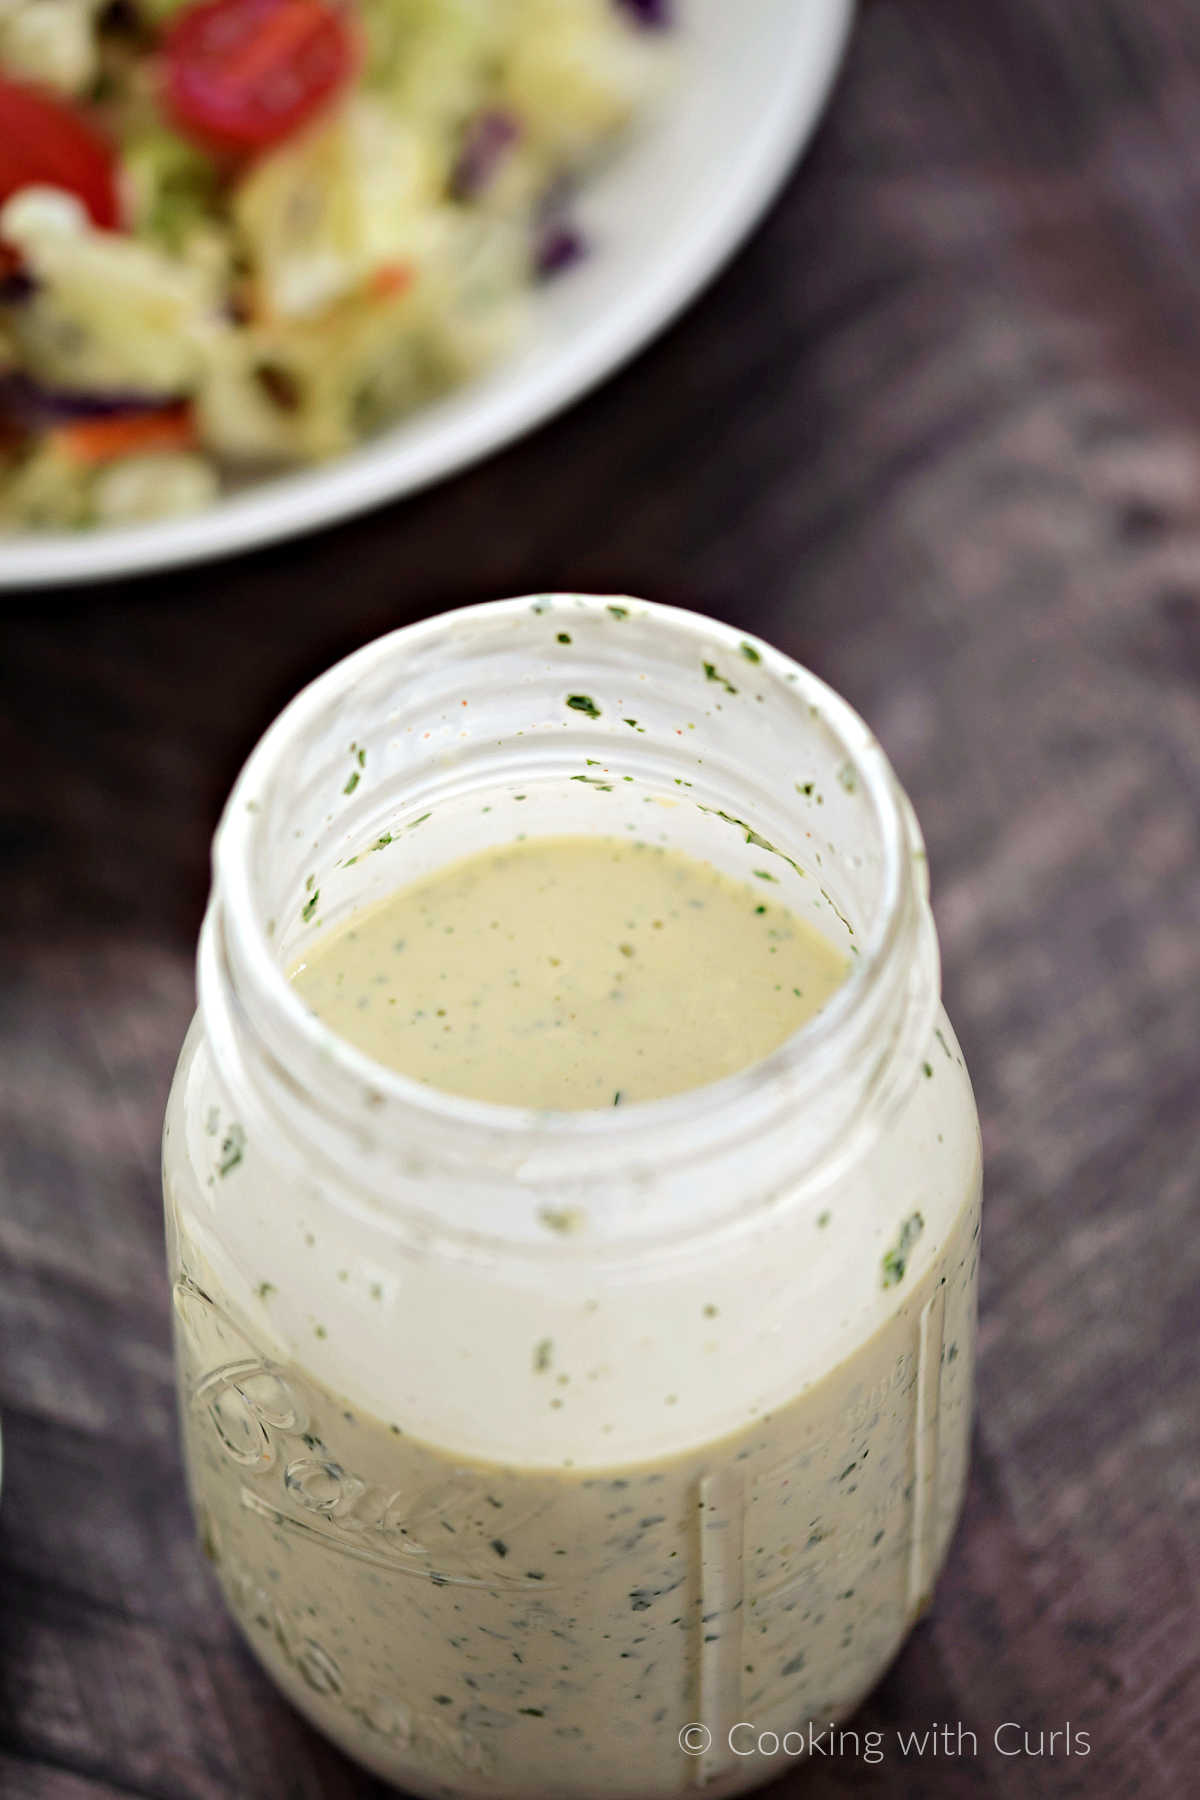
[0,78,120,229]
[164,0,357,155]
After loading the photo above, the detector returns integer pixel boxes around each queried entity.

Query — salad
[0,0,668,531]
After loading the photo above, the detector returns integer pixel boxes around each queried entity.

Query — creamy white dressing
[168,834,980,1797]
[289,835,849,1108]
[182,1213,977,1800]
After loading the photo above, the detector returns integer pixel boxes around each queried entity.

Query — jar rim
[206,596,929,1197]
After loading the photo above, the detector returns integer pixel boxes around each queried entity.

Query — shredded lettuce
[124,128,223,256]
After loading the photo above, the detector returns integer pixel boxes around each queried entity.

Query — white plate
[0,0,854,588]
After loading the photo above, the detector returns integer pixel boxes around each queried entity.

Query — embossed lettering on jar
[163,595,982,1800]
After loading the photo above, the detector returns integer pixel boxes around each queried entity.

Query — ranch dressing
[173,840,977,1799]
[165,595,982,1800]
[182,1209,976,1800]
[288,836,849,1108]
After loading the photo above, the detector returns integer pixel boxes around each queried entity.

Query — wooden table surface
[2,1,1198,1795]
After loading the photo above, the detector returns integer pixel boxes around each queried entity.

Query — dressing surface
[291,836,848,1109]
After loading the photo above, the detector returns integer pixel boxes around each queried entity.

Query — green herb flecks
[538,1206,585,1235]
[697,806,806,879]
[302,889,319,922]
[606,604,629,620]
[557,632,572,644]
[217,1124,246,1177]
[819,886,855,937]
[343,771,360,795]
[702,661,737,695]
[881,1211,925,1288]
[570,774,612,790]
[740,641,761,663]
[533,1338,554,1373]
[566,694,601,718]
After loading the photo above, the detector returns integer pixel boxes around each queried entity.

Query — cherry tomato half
[163,0,357,155]
[0,77,120,229]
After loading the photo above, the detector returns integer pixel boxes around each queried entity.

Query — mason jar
[163,595,981,1799]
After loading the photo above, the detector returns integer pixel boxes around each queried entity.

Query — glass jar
[163,595,981,1800]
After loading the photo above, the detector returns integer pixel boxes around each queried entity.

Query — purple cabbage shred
[0,267,37,305]
[535,220,586,279]
[0,371,175,427]
[614,0,671,27]
[450,110,521,201]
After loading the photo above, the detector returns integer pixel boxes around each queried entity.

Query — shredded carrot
[52,403,196,466]
[370,261,413,300]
